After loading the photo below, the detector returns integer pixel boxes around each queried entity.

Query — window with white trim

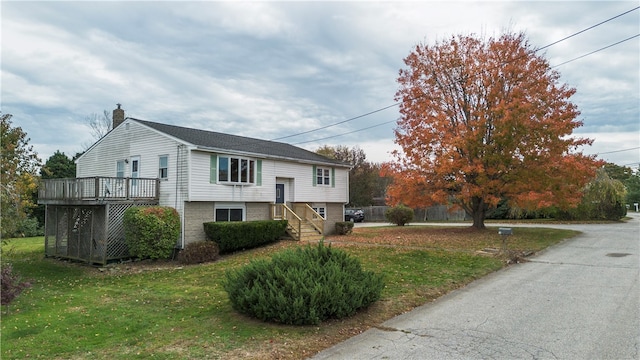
[316,167,330,186]
[215,204,245,222]
[312,206,326,219]
[116,160,125,178]
[218,156,255,184]
[159,155,168,179]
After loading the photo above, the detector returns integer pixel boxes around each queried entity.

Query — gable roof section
[131,118,349,167]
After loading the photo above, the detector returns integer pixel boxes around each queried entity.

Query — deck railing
[39,177,159,202]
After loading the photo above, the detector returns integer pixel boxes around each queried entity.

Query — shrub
[203,220,287,254]
[223,241,384,325]
[178,241,219,265]
[1,263,32,315]
[123,206,181,260]
[553,169,628,221]
[17,217,44,237]
[385,205,414,226]
[335,221,354,235]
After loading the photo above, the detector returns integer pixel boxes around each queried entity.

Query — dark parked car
[344,209,365,222]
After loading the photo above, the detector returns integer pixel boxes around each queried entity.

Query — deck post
[155,179,161,201]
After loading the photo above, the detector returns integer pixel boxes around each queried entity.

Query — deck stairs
[271,203,325,241]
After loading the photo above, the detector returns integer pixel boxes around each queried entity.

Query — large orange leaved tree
[382,32,602,229]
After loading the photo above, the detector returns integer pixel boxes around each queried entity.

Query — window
[116,160,125,178]
[215,208,244,222]
[219,157,228,182]
[218,156,255,184]
[159,155,168,179]
[316,167,330,186]
[312,207,326,219]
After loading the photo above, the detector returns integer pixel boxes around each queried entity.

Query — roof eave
[194,146,350,168]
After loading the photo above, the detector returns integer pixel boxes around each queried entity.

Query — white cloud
[2,1,637,171]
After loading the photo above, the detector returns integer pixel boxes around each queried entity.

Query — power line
[537,6,639,52]
[293,119,397,145]
[596,147,640,155]
[299,33,640,145]
[552,34,639,68]
[271,103,399,141]
[270,6,639,145]
[296,33,639,146]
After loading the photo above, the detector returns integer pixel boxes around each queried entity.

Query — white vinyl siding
[190,151,347,203]
[76,119,189,215]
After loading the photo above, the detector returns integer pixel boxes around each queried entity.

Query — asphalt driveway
[311,213,640,359]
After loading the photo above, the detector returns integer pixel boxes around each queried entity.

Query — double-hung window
[159,155,168,180]
[116,160,125,178]
[316,167,330,186]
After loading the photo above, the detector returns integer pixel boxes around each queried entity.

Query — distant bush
[17,217,44,237]
[178,241,219,265]
[203,220,287,254]
[223,241,384,325]
[385,205,414,226]
[1,262,31,315]
[123,206,180,260]
[554,169,627,221]
[335,221,354,235]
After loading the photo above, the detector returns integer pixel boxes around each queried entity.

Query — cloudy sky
[2,1,639,169]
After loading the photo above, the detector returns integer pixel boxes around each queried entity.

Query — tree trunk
[470,196,486,229]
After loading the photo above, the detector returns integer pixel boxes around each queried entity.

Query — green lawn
[1,226,578,359]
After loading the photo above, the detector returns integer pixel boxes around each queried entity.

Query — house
[38,105,350,264]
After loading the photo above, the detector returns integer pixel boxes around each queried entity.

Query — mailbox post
[498,227,512,253]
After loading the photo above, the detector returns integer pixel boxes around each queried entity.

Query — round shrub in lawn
[123,206,180,260]
[385,204,414,226]
[223,242,384,325]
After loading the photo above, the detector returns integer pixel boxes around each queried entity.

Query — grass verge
[1,225,578,359]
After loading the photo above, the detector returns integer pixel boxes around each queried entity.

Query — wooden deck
[39,177,160,265]
[38,177,159,205]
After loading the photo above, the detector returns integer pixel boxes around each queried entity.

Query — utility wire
[596,146,640,155]
[293,119,397,145]
[269,6,639,143]
[537,6,639,52]
[271,103,399,141]
[553,34,639,68]
[297,32,638,146]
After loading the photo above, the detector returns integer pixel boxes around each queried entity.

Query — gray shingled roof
[131,118,349,167]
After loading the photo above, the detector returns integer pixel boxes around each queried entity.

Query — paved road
[312,213,640,359]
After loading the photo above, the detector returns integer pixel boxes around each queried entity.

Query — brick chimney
[112,103,125,129]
